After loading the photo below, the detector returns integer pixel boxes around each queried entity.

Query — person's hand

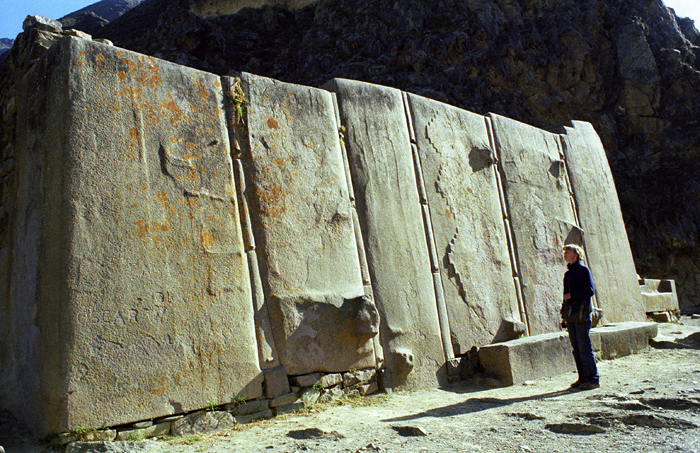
[563,293,571,300]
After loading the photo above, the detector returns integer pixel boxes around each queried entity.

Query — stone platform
[478,322,658,385]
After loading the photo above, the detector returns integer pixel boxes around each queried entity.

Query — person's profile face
[563,249,578,264]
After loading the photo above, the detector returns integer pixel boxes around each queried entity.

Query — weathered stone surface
[273,401,306,415]
[490,114,579,335]
[343,368,376,387]
[560,121,646,323]
[327,78,446,389]
[591,322,657,359]
[235,409,273,424]
[480,321,658,386]
[640,279,679,313]
[299,387,322,405]
[360,382,379,396]
[3,37,262,435]
[478,331,576,386]
[290,373,322,388]
[269,392,298,408]
[287,427,346,440]
[319,386,344,403]
[115,422,169,441]
[171,411,235,437]
[65,440,162,452]
[407,93,521,354]
[649,312,673,323]
[78,430,117,442]
[238,73,377,375]
[23,15,63,33]
[392,426,427,437]
[319,373,343,388]
[263,366,290,399]
[225,398,269,415]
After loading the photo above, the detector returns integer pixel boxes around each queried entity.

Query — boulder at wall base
[171,411,235,437]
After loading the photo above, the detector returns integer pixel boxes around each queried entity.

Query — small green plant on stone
[230,77,247,124]
[207,397,218,411]
[232,394,246,404]
[69,426,97,441]
[338,125,347,147]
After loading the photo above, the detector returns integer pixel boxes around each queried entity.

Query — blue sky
[1,0,98,39]
[1,0,700,40]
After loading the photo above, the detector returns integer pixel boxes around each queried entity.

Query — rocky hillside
[92,0,700,309]
[59,0,143,35]
[0,38,14,62]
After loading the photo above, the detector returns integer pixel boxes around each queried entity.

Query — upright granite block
[237,73,377,376]
[560,121,645,322]
[407,94,521,354]
[6,37,262,434]
[327,79,446,388]
[490,114,579,335]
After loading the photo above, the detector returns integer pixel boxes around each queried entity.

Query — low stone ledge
[479,322,658,386]
[478,331,575,386]
[591,322,658,359]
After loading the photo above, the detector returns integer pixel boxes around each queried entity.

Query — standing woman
[561,244,600,390]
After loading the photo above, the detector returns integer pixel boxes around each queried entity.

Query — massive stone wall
[0,30,644,434]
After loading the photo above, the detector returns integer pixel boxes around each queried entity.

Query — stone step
[478,322,658,386]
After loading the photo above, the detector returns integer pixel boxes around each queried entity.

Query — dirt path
[3,320,700,453]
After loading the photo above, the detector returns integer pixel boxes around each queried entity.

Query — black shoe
[578,382,600,390]
[568,381,582,389]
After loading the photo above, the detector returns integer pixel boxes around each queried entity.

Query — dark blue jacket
[561,260,595,322]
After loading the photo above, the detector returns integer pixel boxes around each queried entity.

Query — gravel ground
[2,318,700,453]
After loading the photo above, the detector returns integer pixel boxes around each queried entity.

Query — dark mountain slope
[96,0,700,308]
[60,0,143,35]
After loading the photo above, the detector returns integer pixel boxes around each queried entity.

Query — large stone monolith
[237,73,377,376]
[3,36,262,434]
[327,79,446,388]
[560,121,646,322]
[490,114,579,335]
[407,94,522,354]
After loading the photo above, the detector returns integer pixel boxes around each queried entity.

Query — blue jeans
[567,320,599,384]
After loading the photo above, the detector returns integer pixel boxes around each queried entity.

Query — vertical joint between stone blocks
[486,116,530,336]
[404,93,454,360]
[220,75,280,369]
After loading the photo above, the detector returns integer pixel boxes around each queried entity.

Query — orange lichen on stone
[201,231,216,249]
[135,220,149,238]
[267,118,279,130]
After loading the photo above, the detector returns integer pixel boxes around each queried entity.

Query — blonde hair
[562,244,585,260]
